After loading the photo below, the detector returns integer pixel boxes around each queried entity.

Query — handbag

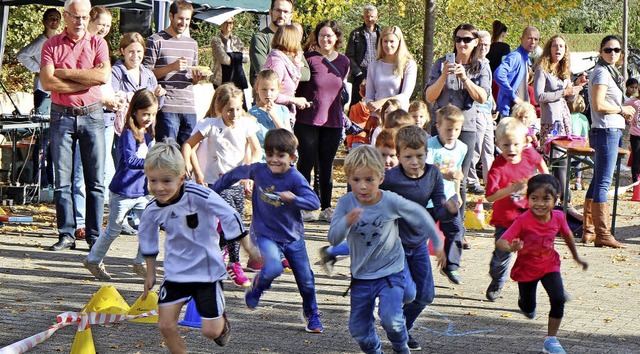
[322,55,350,106]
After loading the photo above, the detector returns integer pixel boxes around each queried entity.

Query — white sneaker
[620,164,631,172]
[318,208,334,222]
[302,210,319,222]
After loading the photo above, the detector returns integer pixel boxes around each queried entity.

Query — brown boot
[581,198,595,243]
[592,202,625,248]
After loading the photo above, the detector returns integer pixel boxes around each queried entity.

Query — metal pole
[623,0,629,81]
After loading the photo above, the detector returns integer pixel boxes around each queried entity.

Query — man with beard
[143,0,207,145]
[249,0,309,85]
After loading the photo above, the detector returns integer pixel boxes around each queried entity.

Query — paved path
[1,198,639,353]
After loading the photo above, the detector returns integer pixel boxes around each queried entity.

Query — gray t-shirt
[589,65,625,129]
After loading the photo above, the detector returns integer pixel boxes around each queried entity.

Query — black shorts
[158,280,225,319]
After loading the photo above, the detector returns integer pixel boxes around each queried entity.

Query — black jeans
[518,271,565,319]
[294,123,342,210]
[630,134,640,183]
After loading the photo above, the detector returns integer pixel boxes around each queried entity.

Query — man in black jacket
[345,4,380,109]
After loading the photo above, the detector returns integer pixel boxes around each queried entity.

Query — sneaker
[440,269,462,285]
[319,246,337,276]
[226,262,251,287]
[462,237,471,250]
[302,210,319,222]
[245,276,261,309]
[620,164,631,172]
[318,208,334,222]
[282,258,292,273]
[120,223,138,235]
[468,184,485,195]
[75,227,86,240]
[485,283,502,302]
[132,263,147,279]
[543,337,566,354]
[518,298,536,319]
[407,334,422,351]
[245,258,263,272]
[213,313,231,347]
[83,257,112,280]
[303,311,324,333]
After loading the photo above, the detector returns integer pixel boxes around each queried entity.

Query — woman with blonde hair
[365,26,417,112]
[263,24,310,118]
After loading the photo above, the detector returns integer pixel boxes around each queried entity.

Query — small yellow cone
[464,210,484,230]
[128,292,159,323]
[82,285,130,315]
[70,328,96,354]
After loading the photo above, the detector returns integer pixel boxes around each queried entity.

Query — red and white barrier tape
[0,310,158,354]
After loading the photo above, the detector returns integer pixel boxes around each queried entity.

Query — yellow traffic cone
[128,292,159,323]
[70,328,96,354]
[82,285,130,315]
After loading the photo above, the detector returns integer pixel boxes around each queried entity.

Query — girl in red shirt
[496,174,588,354]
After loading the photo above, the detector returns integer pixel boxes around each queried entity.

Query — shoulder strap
[321,54,345,80]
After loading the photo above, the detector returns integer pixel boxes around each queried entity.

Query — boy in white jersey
[139,139,247,352]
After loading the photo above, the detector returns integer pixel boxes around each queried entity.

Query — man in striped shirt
[143,0,208,145]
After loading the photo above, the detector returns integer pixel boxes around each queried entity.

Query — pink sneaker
[282,258,292,273]
[245,258,263,272]
[227,262,251,287]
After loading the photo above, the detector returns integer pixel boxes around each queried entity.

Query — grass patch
[563,33,604,52]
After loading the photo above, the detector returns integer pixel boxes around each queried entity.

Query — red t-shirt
[501,209,571,282]
[486,147,542,228]
[40,29,109,107]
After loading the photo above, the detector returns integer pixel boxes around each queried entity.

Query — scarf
[597,56,625,96]
[268,49,302,85]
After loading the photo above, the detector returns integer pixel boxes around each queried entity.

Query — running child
[212,129,324,333]
[426,104,467,285]
[366,98,400,146]
[380,125,455,350]
[248,69,292,155]
[182,83,262,287]
[496,174,588,354]
[511,101,539,148]
[408,100,430,133]
[328,145,445,354]
[139,139,247,351]
[485,118,549,301]
[83,89,158,281]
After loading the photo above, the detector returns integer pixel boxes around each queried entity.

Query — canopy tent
[0,0,269,67]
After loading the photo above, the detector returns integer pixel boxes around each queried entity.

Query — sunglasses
[603,47,622,54]
[455,36,475,44]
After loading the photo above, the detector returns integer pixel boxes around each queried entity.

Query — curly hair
[533,35,572,81]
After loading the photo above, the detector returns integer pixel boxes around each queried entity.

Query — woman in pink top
[496,174,587,354]
[263,24,310,120]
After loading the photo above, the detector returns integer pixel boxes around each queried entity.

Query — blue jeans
[440,213,464,271]
[489,226,511,288]
[254,237,318,316]
[155,111,197,146]
[50,108,105,241]
[402,242,434,331]
[349,271,410,354]
[87,192,147,264]
[586,128,622,203]
[103,125,116,204]
[72,145,85,228]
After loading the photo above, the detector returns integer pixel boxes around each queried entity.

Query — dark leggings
[294,123,342,210]
[518,272,566,319]
[630,135,640,183]
[218,185,244,263]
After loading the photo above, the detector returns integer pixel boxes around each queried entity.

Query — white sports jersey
[138,182,246,283]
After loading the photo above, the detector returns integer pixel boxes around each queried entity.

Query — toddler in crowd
[569,95,590,189]
[366,98,400,146]
[511,101,539,148]
[213,129,323,333]
[408,100,430,133]
[139,139,247,351]
[625,77,638,101]
[496,174,587,354]
[347,79,371,150]
[384,109,415,130]
[426,104,467,285]
[328,145,445,353]
[249,69,292,156]
[485,118,548,302]
[83,89,158,281]
[182,83,262,287]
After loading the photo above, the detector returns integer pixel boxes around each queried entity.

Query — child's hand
[443,198,459,215]
[435,248,446,270]
[346,208,364,226]
[240,179,254,196]
[154,85,166,97]
[143,273,156,300]
[194,171,206,186]
[277,191,296,202]
[511,178,527,193]
[575,258,588,271]
[510,238,524,252]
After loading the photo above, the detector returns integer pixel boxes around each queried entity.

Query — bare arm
[54,60,110,86]
[592,84,636,117]
[246,134,263,163]
[40,64,90,93]
[181,132,205,184]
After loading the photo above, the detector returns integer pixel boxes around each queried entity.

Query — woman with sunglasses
[425,23,491,217]
[365,26,416,113]
[532,35,587,202]
[581,35,636,248]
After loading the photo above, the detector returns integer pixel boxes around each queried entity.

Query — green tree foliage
[560,0,622,34]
